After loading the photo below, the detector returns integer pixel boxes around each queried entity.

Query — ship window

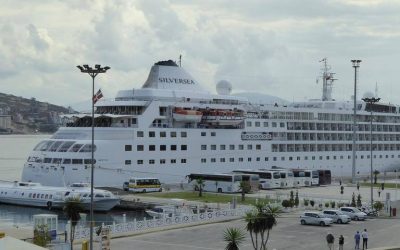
[171,145,177,151]
[333,156,337,160]
[132,118,137,125]
[386,155,389,158]
[79,144,96,153]
[40,141,55,151]
[220,145,226,150]
[239,145,244,150]
[239,158,243,162]
[21,192,24,196]
[229,158,234,162]
[211,132,216,136]
[160,159,166,164]
[41,194,44,199]
[149,160,155,164]
[297,156,300,160]
[45,194,48,199]
[273,157,277,161]
[265,157,269,161]
[280,122,285,127]
[160,145,166,151]
[201,145,207,150]
[52,158,62,164]
[171,159,176,163]
[137,131,144,137]
[181,132,187,137]
[211,145,216,150]
[95,194,104,198]
[220,158,225,162]
[137,145,144,151]
[348,155,351,159]
[181,159,186,163]
[72,159,83,164]
[49,195,52,199]
[34,141,49,151]
[33,194,36,198]
[255,122,260,127]
[63,159,71,164]
[58,141,75,152]
[125,145,132,151]
[181,145,187,150]
[149,131,155,137]
[272,122,277,128]
[44,158,52,163]
[160,131,166,137]
[340,156,344,159]
[289,157,293,161]
[264,122,268,127]
[312,156,315,160]
[304,156,308,160]
[49,141,63,152]
[248,157,252,162]
[29,193,32,198]
[137,160,143,164]
[246,121,252,127]
[201,158,206,163]
[149,145,156,151]
[281,157,284,161]
[256,144,261,150]
[170,132,177,137]
[125,160,131,165]
[229,145,235,150]
[247,145,252,150]
[69,144,84,152]
[256,157,260,161]
[360,155,364,159]
[211,158,216,163]
[201,132,206,136]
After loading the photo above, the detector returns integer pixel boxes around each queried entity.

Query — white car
[322,210,351,224]
[300,212,333,226]
[339,207,367,221]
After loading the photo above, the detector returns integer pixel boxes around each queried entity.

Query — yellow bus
[128,178,162,193]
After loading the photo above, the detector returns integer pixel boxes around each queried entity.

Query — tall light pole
[351,60,361,184]
[362,96,380,207]
[77,64,110,250]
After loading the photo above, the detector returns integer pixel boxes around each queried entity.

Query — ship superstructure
[21,60,400,187]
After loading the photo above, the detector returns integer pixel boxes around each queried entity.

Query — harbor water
[0,134,146,233]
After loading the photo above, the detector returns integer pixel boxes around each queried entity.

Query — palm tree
[239,181,251,202]
[245,202,281,250]
[64,197,84,250]
[195,178,205,197]
[223,227,246,250]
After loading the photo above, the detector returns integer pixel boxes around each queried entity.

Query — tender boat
[173,108,203,122]
[0,181,120,212]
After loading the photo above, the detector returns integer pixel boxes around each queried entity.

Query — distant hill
[0,92,74,134]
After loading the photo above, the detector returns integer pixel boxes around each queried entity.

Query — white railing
[73,207,250,240]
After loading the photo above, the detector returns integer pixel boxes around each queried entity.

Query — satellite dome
[216,80,232,95]
[362,91,375,99]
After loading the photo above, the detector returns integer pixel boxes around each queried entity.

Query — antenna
[319,58,337,101]
[179,54,182,67]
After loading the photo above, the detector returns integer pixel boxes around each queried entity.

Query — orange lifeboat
[173,108,203,122]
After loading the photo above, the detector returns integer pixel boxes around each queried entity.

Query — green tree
[244,202,281,250]
[373,201,384,212]
[33,224,51,247]
[373,170,380,184]
[356,194,362,208]
[294,190,299,207]
[289,191,295,208]
[64,197,84,250]
[310,200,315,207]
[281,200,290,209]
[330,201,336,208]
[195,178,205,197]
[239,181,251,202]
[223,227,246,250]
[351,192,356,207]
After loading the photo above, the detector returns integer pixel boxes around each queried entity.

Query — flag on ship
[93,89,103,104]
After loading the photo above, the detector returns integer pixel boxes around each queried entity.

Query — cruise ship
[21,59,400,187]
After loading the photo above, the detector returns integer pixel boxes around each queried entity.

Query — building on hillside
[0,115,11,132]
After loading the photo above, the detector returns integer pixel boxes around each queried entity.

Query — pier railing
[73,206,251,240]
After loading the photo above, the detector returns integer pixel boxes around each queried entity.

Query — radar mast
[319,58,337,101]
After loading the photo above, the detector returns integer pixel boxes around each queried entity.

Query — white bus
[292,169,306,187]
[128,178,162,193]
[274,169,294,188]
[187,173,242,193]
[233,170,280,189]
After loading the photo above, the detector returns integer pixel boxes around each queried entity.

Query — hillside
[0,92,73,134]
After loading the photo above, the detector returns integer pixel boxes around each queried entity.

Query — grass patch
[360,182,400,189]
[136,191,268,206]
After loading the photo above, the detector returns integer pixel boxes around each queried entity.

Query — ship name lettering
[158,77,195,84]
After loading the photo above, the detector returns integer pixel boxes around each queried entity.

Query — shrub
[303,199,309,206]
[330,201,336,208]
[337,202,344,208]
[373,201,384,211]
[282,200,291,209]
[325,202,330,208]
[310,200,315,207]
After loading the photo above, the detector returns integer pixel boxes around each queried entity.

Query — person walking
[354,231,361,250]
[326,233,335,250]
[362,229,368,249]
[339,235,344,250]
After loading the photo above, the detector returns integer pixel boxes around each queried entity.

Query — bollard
[82,240,88,250]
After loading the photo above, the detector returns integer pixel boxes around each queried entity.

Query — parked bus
[187,173,242,193]
[303,170,313,187]
[318,170,332,185]
[276,169,294,188]
[233,170,280,189]
[128,177,162,193]
[292,169,306,187]
[311,170,320,186]
[236,173,260,192]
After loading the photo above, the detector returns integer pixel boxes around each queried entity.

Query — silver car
[339,207,367,221]
[300,212,333,226]
[322,210,351,224]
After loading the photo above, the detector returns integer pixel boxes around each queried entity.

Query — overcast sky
[1,0,400,107]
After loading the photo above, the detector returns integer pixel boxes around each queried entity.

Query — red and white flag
[93,89,103,104]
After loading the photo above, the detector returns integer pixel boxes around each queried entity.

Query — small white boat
[0,181,120,212]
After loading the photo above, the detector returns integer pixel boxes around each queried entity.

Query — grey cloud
[27,24,50,51]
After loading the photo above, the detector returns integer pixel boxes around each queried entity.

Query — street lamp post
[77,64,110,250]
[351,59,361,184]
[362,96,380,208]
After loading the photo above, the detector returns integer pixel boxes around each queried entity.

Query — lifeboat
[173,108,203,122]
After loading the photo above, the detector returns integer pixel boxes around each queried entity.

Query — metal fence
[73,207,250,240]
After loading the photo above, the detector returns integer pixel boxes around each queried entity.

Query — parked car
[300,211,333,226]
[123,181,129,191]
[339,207,367,220]
[322,210,351,224]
